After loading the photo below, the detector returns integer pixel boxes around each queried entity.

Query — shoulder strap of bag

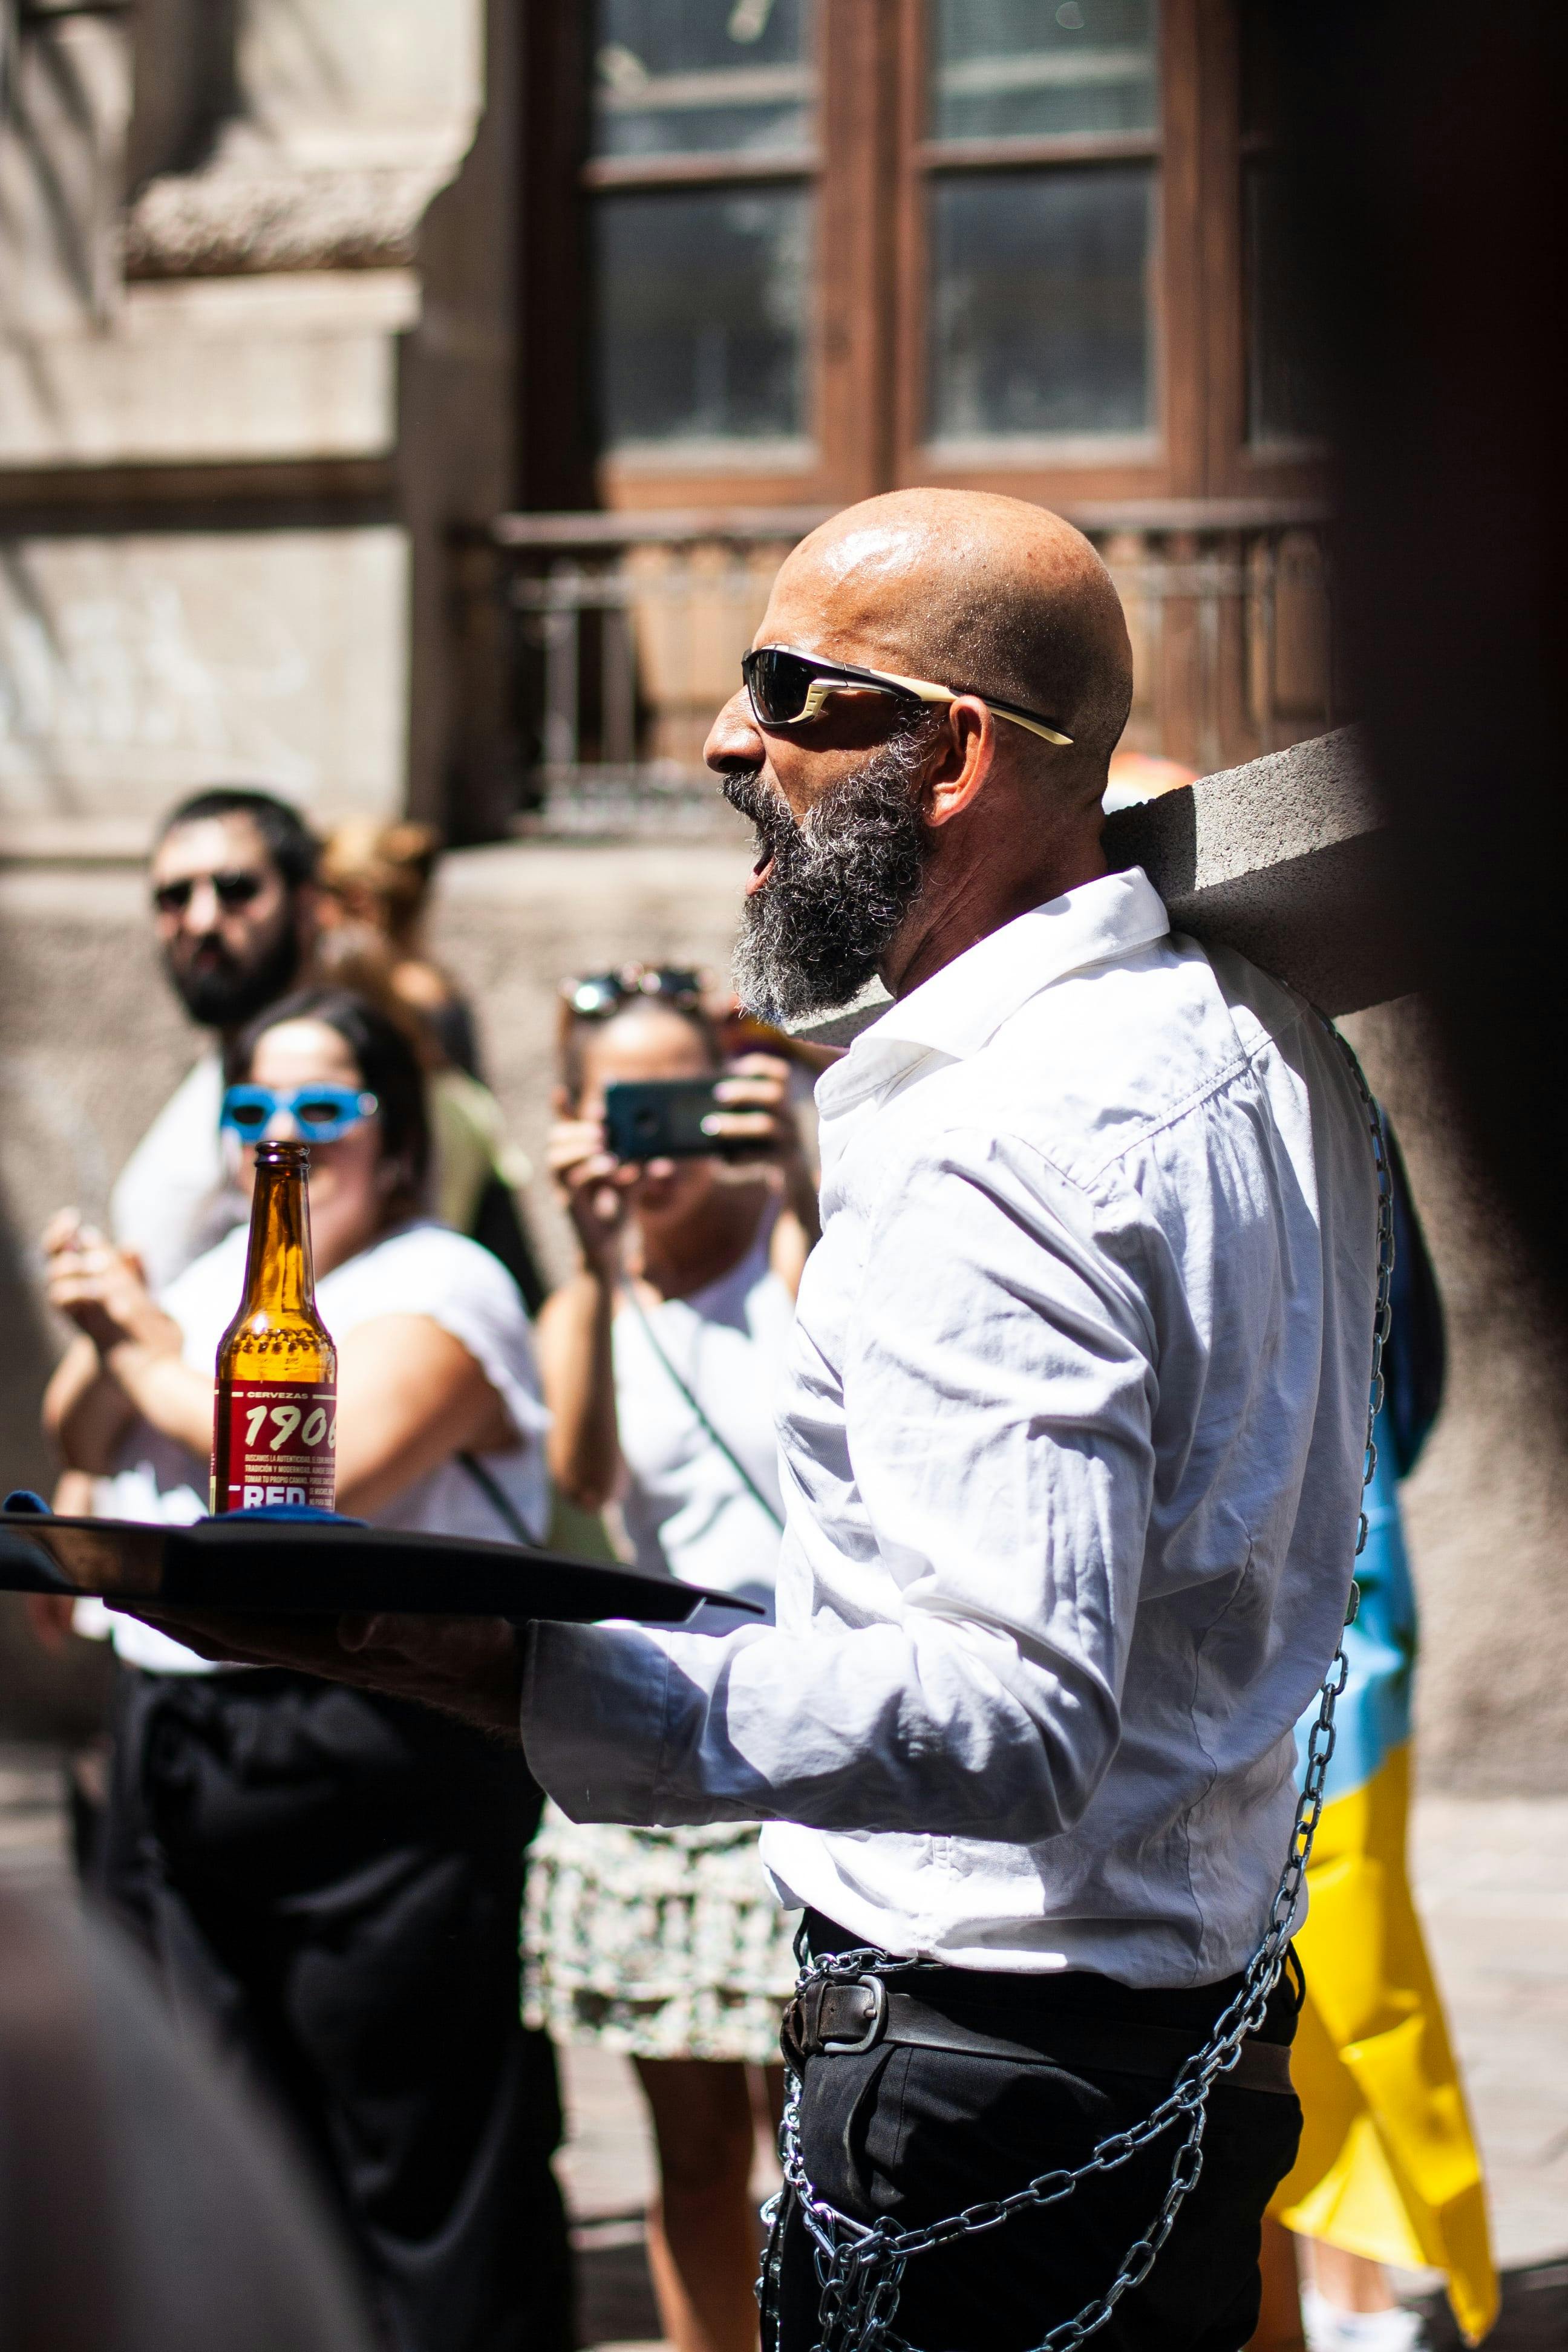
[456,1451,540,1548]
[620,1282,785,1534]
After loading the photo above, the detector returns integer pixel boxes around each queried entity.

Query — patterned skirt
[521,1805,800,2065]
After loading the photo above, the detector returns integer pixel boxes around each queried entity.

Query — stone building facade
[2,0,1342,846]
[1,0,520,850]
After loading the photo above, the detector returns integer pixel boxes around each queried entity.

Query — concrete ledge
[793,727,1405,1045]
[1103,726,1405,1019]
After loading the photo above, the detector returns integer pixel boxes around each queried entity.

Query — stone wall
[0,0,517,853]
[1346,999,1568,1795]
[0,514,411,831]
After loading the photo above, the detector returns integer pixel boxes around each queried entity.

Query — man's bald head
[709,489,1131,1019]
[773,489,1134,786]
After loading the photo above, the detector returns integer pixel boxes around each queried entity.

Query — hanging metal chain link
[759,1024,1396,2352]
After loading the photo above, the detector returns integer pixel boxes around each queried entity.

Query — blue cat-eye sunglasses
[221,1084,379,1143]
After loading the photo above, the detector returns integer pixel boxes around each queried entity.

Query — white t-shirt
[89,1219,551,1673]
[109,1053,244,1294]
[612,1223,792,1630]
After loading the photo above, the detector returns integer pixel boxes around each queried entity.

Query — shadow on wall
[0,1174,111,1740]
[0,1174,56,1504]
[0,863,198,1738]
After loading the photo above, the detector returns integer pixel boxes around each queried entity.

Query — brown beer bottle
[210,1139,338,1514]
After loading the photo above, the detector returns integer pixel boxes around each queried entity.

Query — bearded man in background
[109,788,321,1291]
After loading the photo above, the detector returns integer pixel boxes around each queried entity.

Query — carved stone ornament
[125,160,452,278]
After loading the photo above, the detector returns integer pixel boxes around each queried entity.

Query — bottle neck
[240,1141,318,1316]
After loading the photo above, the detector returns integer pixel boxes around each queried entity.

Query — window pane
[593,0,814,159]
[930,0,1157,144]
[1245,165,1327,444]
[595,187,811,448]
[928,168,1152,442]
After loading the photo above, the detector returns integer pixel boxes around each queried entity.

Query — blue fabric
[222,1504,368,1526]
[1295,1406,1416,1802]
[1382,1124,1445,1478]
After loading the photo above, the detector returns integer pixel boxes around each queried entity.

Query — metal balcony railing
[485,501,1336,836]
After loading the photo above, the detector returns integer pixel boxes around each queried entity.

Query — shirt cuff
[520,1618,672,1823]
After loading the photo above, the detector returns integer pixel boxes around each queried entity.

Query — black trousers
[769,1912,1303,2352]
[94,1666,571,2352]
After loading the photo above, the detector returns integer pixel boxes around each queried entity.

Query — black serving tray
[0,1510,759,1626]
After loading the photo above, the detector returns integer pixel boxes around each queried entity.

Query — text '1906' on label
[220,1380,336,1511]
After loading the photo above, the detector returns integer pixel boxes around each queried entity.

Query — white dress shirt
[522,870,1377,1985]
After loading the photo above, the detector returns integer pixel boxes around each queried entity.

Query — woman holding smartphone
[528,967,818,2352]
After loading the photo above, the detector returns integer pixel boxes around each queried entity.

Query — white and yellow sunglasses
[741,642,1073,747]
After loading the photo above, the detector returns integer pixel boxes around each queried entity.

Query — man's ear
[923,699,997,831]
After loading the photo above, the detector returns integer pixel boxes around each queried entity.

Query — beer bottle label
[219,1380,337,1512]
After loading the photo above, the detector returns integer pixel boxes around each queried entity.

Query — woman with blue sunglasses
[42,987,570,2352]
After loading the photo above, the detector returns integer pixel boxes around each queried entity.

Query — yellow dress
[1270,1436,1497,2344]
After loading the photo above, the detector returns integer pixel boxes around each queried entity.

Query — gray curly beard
[722,726,936,1023]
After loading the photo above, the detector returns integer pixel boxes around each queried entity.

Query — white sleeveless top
[88,1219,550,1673]
[611,1220,792,1630]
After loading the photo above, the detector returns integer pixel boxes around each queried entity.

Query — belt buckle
[820,1973,888,2055]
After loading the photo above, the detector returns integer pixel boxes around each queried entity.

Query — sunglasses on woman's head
[740,644,1073,747]
[563,967,704,1020]
[221,1085,379,1143]
[152,870,267,916]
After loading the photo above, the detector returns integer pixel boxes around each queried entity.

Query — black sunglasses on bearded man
[740,644,1073,747]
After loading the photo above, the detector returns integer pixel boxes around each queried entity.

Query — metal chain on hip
[758,1024,1396,2352]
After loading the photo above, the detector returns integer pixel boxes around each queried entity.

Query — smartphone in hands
[603,1078,725,1162]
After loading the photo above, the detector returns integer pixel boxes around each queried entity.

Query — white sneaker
[1301,2283,1430,2351]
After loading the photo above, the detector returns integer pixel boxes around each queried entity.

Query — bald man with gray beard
[140,492,1379,2352]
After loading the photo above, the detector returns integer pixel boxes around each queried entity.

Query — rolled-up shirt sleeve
[521,1129,1158,1845]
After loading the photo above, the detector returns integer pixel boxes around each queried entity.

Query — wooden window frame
[531,1,1329,521]
[1199,2,1330,500]
[892,0,1199,504]
[586,3,895,515]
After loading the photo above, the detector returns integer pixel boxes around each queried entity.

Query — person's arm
[537,1274,620,1511]
[43,1333,139,1473]
[25,1472,103,1649]
[702,1054,820,1299]
[330,1315,514,1516]
[45,1212,521,1517]
[109,1305,521,1518]
[42,1213,206,1462]
[122,1606,528,1739]
[90,1307,520,1518]
[768,1194,817,1303]
[521,1128,1157,1843]
[535,1114,632,1511]
[131,1135,1155,1836]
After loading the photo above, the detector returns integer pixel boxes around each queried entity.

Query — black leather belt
[782,1975,1294,2097]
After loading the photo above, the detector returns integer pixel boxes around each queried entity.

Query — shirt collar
[817,867,1170,1115]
